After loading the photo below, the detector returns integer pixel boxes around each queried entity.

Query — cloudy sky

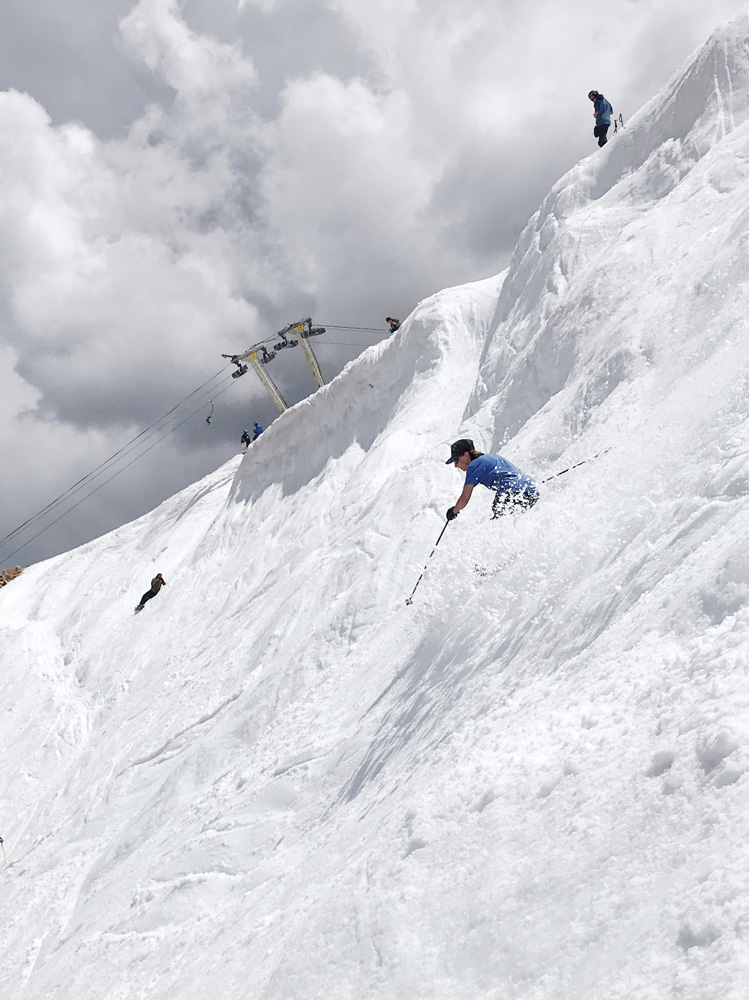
[0,0,745,566]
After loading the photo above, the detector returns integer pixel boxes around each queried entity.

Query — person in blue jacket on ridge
[588,90,613,147]
[445,439,539,521]
[252,421,263,440]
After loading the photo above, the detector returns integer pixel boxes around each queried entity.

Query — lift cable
[1,376,238,563]
[0,365,232,557]
[315,340,380,347]
[317,324,388,333]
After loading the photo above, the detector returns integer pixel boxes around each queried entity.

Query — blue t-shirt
[465,454,538,495]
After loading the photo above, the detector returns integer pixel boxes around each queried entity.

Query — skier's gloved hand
[446,506,459,521]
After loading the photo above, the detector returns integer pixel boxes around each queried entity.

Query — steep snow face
[4,12,749,1000]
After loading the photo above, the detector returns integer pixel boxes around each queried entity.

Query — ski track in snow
[4,12,749,1000]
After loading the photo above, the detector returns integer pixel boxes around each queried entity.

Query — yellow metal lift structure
[222,318,326,414]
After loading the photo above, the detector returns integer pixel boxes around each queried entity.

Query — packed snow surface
[4,12,749,999]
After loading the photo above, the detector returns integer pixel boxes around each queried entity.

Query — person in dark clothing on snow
[240,429,252,453]
[386,316,401,333]
[135,573,167,612]
[588,90,613,147]
[445,439,539,521]
[252,421,263,440]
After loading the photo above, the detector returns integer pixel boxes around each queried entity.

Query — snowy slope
[4,10,749,1000]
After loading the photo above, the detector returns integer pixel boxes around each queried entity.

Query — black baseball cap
[445,438,475,464]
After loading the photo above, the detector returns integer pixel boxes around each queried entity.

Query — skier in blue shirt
[588,90,613,147]
[252,421,263,440]
[444,439,539,521]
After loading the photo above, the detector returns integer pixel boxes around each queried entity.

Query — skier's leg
[492,492,513,518]
[138,589,155,608]
[492,490,539,519]
[513,491,539,513]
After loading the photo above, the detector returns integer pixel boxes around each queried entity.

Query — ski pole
[405,521,451,605]
[0,836,6,864]
[540,447,610,484]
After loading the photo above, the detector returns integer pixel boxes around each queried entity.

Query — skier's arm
[453,483,475,513]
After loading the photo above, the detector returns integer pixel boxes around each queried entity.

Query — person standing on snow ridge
[252,421,263,440]
[386,316,401,333]
[588,90,613,147]
[445,439,539,521]
[135,573,167,612]
[240,429,252,453]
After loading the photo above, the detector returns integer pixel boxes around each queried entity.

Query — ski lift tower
[222,344,288,413]
[276,318,326,388]
[222,318,326,413]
